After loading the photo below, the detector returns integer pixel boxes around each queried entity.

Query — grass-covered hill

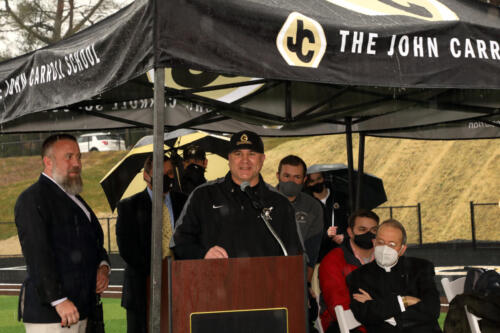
[0,135,498,253]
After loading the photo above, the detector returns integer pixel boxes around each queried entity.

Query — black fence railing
[0,217,119,256]
[470,201,498,249]
[1,202,498,255]
[101,217,117,254]
[374,204,422,246]
[0,128,150,158]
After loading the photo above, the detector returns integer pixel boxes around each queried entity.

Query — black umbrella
[100,129,230,211]
[306,164,387,210]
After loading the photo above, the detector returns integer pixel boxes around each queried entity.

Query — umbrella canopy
[100,130,230,211]
[307,164,387,210]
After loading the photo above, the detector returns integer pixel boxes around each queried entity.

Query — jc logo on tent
[147,67,263,104]
[276,12,327,68]
[325,0,458,21]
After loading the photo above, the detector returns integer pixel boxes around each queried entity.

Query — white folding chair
[334,305,361,333]
[441,277,482,333]
[312,264,324,333]
[313,295,325,333]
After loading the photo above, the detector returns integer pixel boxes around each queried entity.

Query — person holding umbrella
[305,169,350,261]
[181,144,208,195]
[116,155,186,333]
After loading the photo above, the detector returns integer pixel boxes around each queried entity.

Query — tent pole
[345,117,355,213]
[285,81,292,121]
[356,133,366,210]
[149,67,165,333]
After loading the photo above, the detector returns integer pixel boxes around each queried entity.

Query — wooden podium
[158,255,307,333]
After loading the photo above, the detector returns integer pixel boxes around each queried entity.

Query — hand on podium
[204,245,229,259]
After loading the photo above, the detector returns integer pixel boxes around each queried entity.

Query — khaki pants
[24,319,87,333]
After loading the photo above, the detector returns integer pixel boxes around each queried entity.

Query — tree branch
[53,0,64,41]
[65,0,105,37]
[4,0,53,44]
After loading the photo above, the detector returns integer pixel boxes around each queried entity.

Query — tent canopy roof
[0,0,498,138]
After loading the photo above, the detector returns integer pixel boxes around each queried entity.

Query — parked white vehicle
[77,132,126,152]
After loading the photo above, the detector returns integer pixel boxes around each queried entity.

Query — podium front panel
[171,255,306,333]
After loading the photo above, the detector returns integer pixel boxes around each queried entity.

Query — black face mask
[353,231,375,249]
[307,181,325,194]
[148,173,174,193]
[162,175,174,193]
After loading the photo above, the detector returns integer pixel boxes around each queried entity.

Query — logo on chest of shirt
[295,211,308,223]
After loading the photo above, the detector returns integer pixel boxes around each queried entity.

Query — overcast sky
[0,0,134,59]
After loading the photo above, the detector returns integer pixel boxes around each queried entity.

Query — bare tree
[0,0,132,58]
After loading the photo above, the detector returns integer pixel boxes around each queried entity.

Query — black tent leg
[345,117,354,214]
[356,133,365,210]
[285,81,292,121]
[150,67,165,333]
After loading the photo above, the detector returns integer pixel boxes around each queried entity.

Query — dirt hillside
[0,136,498,255]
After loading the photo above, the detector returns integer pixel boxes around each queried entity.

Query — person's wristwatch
[402,296,409,308]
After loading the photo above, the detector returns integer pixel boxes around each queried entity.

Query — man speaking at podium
[172,130,303,259]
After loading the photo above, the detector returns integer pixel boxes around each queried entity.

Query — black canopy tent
[1,0,499,331]
[1,0,499,130]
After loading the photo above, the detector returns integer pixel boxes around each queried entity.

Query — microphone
[240,181,263,211]
[240,181,288,256]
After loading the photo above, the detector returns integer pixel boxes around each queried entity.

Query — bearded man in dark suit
[116,155,187,333]
[346,219,441,333]
[15,134,110,332]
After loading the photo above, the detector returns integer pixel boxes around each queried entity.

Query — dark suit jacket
[116,189,186,311]
[346,256,442,333]
[14,174,109,323]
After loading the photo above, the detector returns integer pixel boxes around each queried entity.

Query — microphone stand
[241,181,288,256]
[260,206,288,257]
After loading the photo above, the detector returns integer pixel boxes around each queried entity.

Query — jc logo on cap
[276,12,327,68]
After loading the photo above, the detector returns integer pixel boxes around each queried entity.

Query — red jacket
[319,242,367,332]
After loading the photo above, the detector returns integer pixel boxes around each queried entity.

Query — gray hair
[378,219,407,245]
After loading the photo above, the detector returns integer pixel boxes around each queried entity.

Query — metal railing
[0,217,118,256]
[0,128,150,158]
[374,203,423,246]
[1,202,498,255]
[470,201,498,249]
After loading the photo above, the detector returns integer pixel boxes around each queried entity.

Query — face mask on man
[353,231,375,249]
[307,181,325,193]
[278,181,303,197]
[148,173,174,193]
[374,245,401,270]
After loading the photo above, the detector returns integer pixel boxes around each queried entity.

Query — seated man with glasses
[346,219,442,333]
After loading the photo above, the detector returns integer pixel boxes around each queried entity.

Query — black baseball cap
[183,145,206,160]
[229,130,264,154]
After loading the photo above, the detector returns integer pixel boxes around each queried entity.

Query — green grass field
[0,296,126,333]
[0,295,446,331]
